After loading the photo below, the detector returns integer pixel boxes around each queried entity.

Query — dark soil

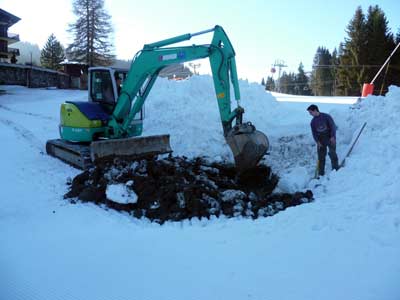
[65,155,313,223]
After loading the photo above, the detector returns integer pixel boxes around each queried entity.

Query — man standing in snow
[307,104,339,176]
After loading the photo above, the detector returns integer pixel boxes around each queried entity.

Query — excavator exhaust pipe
[225,122,269,172]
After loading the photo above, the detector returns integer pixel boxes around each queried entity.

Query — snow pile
[317,86,400,196]
[143,75,280,161]
[277,166,309,192]
[1,80,400,300]
[315,85,400,218]
[106,181,138,204]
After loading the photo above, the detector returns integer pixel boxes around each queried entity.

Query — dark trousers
[318,142,339,176]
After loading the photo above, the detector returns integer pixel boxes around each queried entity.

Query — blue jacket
[310,112,336,143]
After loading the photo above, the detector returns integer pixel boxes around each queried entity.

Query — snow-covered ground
[0,77,399,300]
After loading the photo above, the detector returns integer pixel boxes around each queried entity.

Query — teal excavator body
[46,25,269,170]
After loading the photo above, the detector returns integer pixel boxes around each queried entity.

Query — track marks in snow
[268,134,316,174]
[0,104,57,121]
[0,117,44,152]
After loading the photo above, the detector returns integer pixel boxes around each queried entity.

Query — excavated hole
[65,155,313,223]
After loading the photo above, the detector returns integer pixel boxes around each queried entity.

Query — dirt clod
[65,156,313,223]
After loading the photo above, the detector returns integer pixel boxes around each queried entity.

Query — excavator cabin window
[90,70,117,114]
[90,70,115,104]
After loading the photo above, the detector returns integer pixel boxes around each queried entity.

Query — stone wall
[0,63,71,88]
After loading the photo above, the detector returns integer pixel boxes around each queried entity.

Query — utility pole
[273,59,287,92]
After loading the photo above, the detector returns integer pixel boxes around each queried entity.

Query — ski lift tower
[273,59,287,92]
[188,62,201,75]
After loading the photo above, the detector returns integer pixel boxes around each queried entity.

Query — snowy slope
[0,79,399,300]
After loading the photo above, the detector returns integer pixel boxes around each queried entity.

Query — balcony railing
[8,32,20,41]
[8,47,20,55]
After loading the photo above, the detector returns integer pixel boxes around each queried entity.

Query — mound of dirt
[65,156,313,223]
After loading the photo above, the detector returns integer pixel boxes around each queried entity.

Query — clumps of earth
[65,156,313,223]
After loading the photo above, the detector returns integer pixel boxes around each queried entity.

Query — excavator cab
[88,67,144,136]
[90,68,117,109]
[58,67,144,143]
[89,68,127,104]
[47,68,158,169]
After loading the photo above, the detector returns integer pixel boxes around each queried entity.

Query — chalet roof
[159,63,192,78]
[0,8,21,27]
[60,60,87,66]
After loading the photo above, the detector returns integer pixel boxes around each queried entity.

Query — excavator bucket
[225,123,269,172]
[90,134,172,163]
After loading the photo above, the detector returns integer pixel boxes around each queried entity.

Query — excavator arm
[106,25,269,171]
[108,26,243,138]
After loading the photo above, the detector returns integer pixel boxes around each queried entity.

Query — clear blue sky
[1,0,399,82]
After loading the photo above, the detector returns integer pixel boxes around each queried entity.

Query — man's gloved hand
[330,137,336,145]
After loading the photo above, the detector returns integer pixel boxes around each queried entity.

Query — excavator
[46,25,269,171]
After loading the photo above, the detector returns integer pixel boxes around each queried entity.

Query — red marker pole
[362,41,400,97]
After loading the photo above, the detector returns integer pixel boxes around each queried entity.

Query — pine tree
[330,48,339,95]
[265,76,275,91]
[310,47,333,96]
[279,72,288,93]
[279,72,297,94]
[67,0,115,66]
[40,34,65,70]
[365,5,396,94]
[336,7,368,95]
[396,28,400,43]
[336,5,396,95]
[289,72,296,94]
[261,78,266,86]
[392,29,400,87]
[335,42,348,95]
[295,62,310,95]
[320,6,400,96]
